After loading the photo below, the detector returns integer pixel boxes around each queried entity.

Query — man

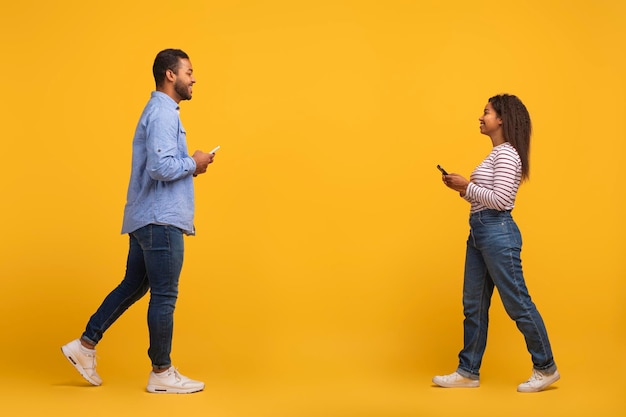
[61,49,215,394]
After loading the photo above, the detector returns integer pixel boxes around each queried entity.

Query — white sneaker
[146,366,204,394]
[61,339,102,386]
[433,371,480,388]
[517,369,560,392]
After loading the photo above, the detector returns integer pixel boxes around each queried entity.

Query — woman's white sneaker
[146,366,204,394]
[61,339,102,386]
[432,371,480,388]
[517,369,560,392]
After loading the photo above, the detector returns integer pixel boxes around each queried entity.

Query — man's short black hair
[153,49,189,87]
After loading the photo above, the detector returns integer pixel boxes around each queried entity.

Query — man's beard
[174,79,192,100]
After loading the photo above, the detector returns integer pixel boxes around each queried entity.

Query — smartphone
[210,145,221,154]
[437,165,449,175]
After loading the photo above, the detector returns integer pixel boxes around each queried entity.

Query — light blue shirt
[122,91,197,235]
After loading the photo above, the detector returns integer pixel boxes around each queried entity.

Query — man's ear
[165,69,176,82]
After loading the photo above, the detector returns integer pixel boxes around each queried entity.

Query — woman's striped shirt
[463,142,522,213]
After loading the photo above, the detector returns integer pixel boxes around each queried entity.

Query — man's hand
[192,150,215,176]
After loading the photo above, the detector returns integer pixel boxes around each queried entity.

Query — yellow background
[1,0,625,416]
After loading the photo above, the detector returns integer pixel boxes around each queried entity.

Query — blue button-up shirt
[122,91,197,235]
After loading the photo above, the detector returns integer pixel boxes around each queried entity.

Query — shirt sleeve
[464,147,520,210]
[144,107,196,181]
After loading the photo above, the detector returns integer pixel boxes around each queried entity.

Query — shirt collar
[151,91,180,111]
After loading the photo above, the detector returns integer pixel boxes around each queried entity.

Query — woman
[433,94,559,393]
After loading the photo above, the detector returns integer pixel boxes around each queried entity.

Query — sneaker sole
[432,377,480,388]
[146,384,204,394]
[61,345,102,386]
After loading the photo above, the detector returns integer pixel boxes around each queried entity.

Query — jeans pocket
[505,220,522,248]
[132,224,154,250]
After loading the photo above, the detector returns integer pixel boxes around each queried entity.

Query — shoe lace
[170,367,182,382]
[82,350,98,369]
[444,372,462,382]
[526,369,543,383]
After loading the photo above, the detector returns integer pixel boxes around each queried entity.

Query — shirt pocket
[178,125,188,154]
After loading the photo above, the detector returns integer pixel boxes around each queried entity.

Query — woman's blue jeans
[456,210,556,379]
[81,224,184,369]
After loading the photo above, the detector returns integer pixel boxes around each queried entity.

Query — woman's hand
[442,173,470,196]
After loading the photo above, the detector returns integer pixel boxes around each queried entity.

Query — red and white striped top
[463,142,522,213]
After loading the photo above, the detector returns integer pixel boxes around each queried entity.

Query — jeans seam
[504,221,552,367]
